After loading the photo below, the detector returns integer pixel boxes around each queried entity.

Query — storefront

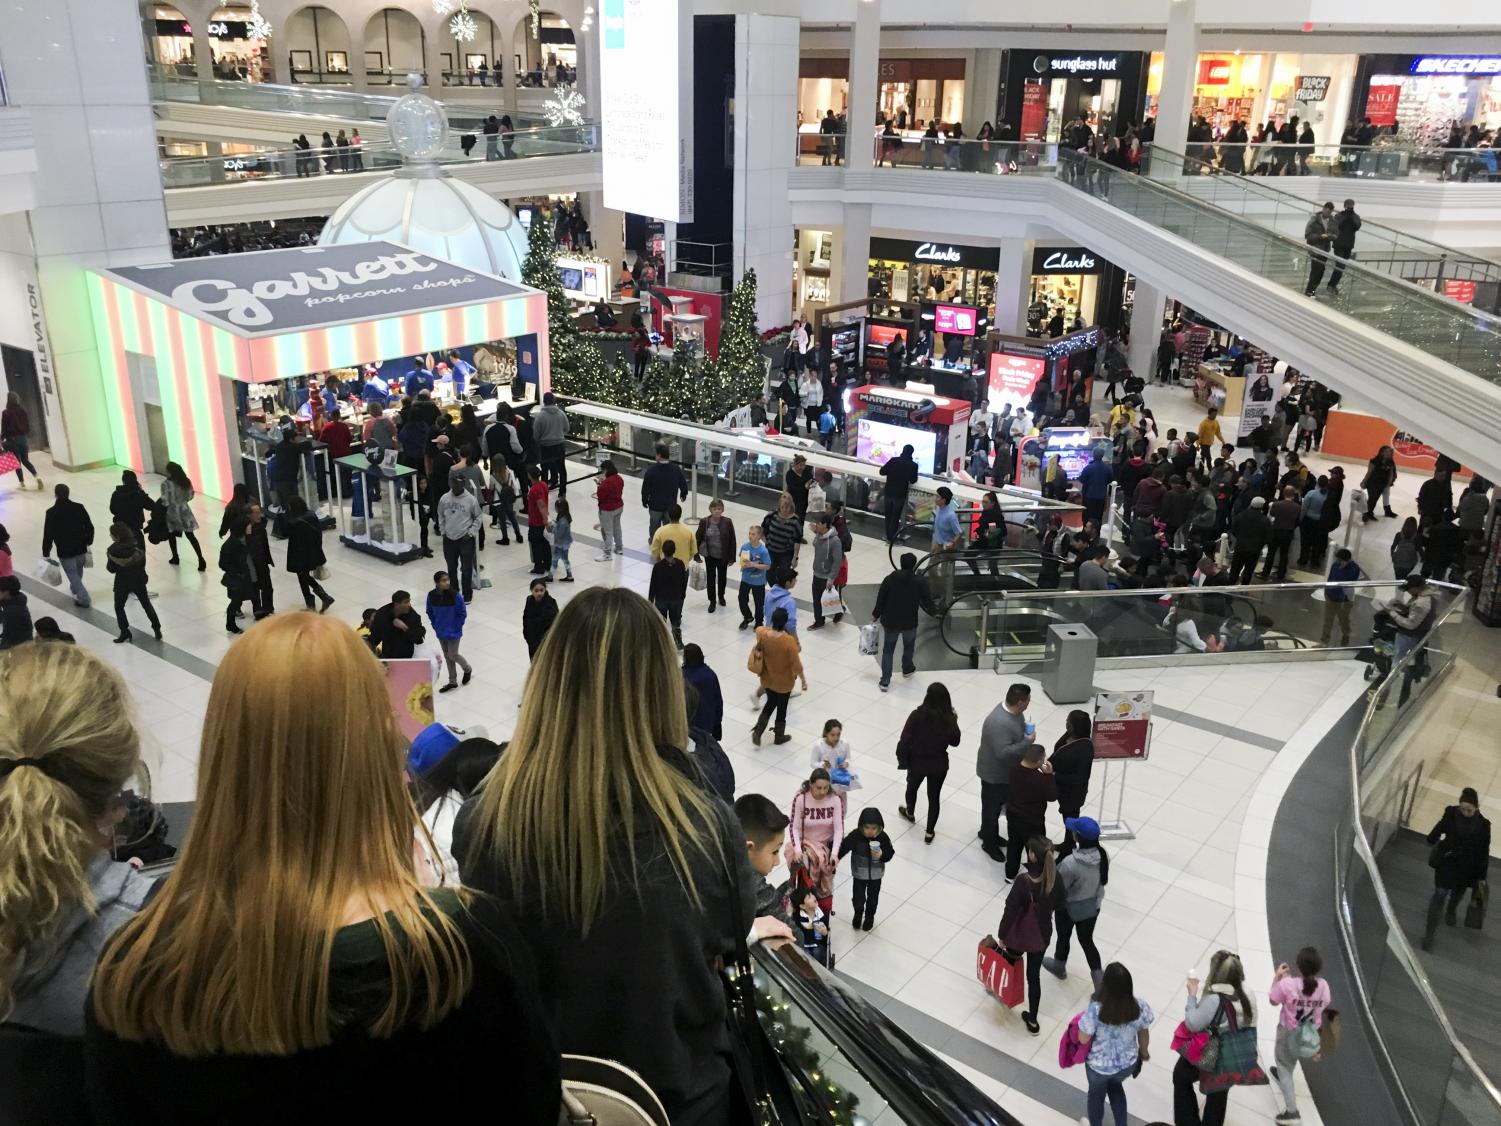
[150,7,266,80]
[1028,245,1107,333]
[1000,51,1149,142]
[1353,55,1501,148]
[86,241,549,531]
[797,56,967,142]
[794,228,836,315]
[1145,51,1357,140]
[868,237,999,317]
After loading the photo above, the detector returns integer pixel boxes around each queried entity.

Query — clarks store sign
[1032,246,1103,274]
[869,237,1000,272]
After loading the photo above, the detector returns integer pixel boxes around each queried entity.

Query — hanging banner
[1093,691,1153,760]
[1364,80,1401,127]
[1020,80,1048,141]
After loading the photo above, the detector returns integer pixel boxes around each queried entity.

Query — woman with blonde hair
[1174,948,1258,1125]
[1,643,152,1039]
[86,613,558,1122]
[454,586,756,1125]
[762,490,803,576]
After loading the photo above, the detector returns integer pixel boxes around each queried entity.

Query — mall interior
[1,0,1501,1123]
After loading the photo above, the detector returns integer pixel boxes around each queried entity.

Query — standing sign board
[600,0,694,221]
[1092,690,1153,840]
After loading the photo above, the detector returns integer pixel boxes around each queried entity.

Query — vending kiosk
[846,384,971,475]
[986,327,1103,410]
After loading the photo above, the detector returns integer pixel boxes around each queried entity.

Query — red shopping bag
[976,935,1024,1008]
[0,451,19,476]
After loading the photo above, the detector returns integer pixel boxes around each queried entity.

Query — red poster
[988,351,1046,410]
[1444,278,1477,304]
[1093,691,1152,760]
[935,304,977,335]
[1020,80,1047,141]
[1365,81,1401,127]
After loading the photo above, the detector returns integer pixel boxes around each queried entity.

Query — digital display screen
[867,324,908,348]
[988,352,1047,411]
[934,304,978,336]
[559,266,584,292]
[857,418,937,470]
[581,267,602,298]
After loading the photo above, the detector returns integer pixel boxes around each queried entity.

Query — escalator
[1048,149,1501,480]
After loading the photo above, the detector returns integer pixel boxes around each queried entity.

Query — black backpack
[109,790,176,866]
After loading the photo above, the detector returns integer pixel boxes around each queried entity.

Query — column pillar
[1151,0,1198,179]
[837,204,872,304]
[192,23,215,86]
[1127,279,1169,379]
[422,20,446,90]
[991,238,1029,336]
[847,2,879,170]
[586,192,625,278]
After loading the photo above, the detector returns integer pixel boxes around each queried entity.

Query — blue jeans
[1086,1063,1131,1126]
[59,554,90,607]
[879,626,916,686]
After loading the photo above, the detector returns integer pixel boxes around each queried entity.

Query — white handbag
[559,1055,669,1126]
[858,622,881,656]
[687,559,707,591]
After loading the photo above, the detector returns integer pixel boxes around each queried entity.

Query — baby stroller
[1363,609,1397,682]
[788,861,836,969]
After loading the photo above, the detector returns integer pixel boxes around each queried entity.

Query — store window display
[867,238,998,325]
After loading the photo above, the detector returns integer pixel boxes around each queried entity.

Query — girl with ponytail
[0,642,151,1035]
[997,835,1060,1036]
[1269,946,1331,1122]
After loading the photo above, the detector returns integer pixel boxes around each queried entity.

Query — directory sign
[600,0,694,221]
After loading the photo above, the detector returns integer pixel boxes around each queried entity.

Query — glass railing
[795,131,1060,174]
[1142,145,1501,291]
[750,940,1021,1124]
[938,579,1463,665]
[1158,137,1501,183]
[159,125,600,188]
[1055,149,1501,389]
[1335,591,1501,1123]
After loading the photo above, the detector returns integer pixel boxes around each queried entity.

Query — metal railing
[1164,138,1501,183]
[795,130,1061,174]
[158,124,599,188]
[1334,591,1500,1123]
[1055,148,1501,390]
[931,578,1463,666]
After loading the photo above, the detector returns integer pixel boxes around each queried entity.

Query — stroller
[1363,609,1397,682]
[788,860,836,969]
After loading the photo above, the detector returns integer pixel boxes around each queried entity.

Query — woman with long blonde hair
[1174,948,1258,1125]
[1,643,152,1038]
[86,613,558,1121]
[455,586,756,1125]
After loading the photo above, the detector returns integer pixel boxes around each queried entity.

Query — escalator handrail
[1058,148,1501,336]
[750,941,1021,1126]
[1142,143,1501,282]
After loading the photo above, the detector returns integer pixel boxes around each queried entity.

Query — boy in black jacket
[735,794,792,927]
[837,807,896,931]
[648,538,688,649]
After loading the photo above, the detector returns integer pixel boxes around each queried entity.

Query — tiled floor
[0,437,1387,1125]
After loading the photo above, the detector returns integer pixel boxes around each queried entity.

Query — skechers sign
[1411,56,1501,75]
[1032,246,1103,274]
[1033,54,1122,76]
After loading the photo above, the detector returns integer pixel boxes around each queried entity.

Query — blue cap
[1064,816,1101,841]
[406,722,461,778]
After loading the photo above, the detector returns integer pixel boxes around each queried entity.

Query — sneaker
[902,669,915,679]
[561,574,575,583]
[594,553,613,562]
[896,805,915,823]
[879,682,889,692]
[440,683,458,693]
[739,618,752,630]
[1042,956,1067,980]
[462,668,472,685]
[1275,1114,1301,1124]
[808,621,825,631]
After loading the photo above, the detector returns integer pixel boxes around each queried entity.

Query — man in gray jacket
[976,682,1032,862]
[807,512,845,630]
[436,470,483,601]
[532,392,571,492]
[1303,201,1334,296]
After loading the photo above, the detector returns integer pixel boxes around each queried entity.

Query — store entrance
[1,344,48,453]
[1048,77,1121,141]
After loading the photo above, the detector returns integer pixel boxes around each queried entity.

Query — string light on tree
[246,0,272,40]
[449,10,477,42]
[543,87,586,128]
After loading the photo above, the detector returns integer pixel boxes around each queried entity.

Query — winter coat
[895,707,960,773]
[687,727,735,804]
[694,516,738,563]
[522,593,558,655]
[1427,805,1491,890]
[370,603,425,658]
[160,479,198,535]
[1049,735,1094,812]
[109,484,154,530]
[997,861,1057,953]
[872,569,934,631]
[682,663,723,736]
[426,588,468,641]
[837,812,895,881]
[1057,844,1107,922]
[0,590,32,648]
[641,461,688,511]
[217,537,254,601]
[42,499,95,560]
[283,513,326,573]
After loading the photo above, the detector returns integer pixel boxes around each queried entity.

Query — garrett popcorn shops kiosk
[846,384,971,475]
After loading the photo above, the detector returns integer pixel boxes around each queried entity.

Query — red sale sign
[935,304,977,336]
[1365,81,1400,127]
[988,351,1046,410]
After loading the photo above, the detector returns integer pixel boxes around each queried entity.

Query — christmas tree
[706,269,769,420]
[522,213,603,399]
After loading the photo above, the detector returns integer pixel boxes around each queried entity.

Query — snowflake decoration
[246,0,272,39]
[543,87,586,128]
[449,11,477,42]
[432,0,455,14]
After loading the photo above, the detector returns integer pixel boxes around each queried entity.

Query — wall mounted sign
[1032,53,1124,76]
[1364,79,1401,126]
[1198,59,1233,86]
[1295,75,1331,101]
[1410,56,1501,75]
[869,237,1000,272]
[1032,246,1102,274]
[155,19,249,38]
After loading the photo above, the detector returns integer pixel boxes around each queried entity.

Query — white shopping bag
[31,557,62,587]
[819,587,845,616]
[857,622,881,656]
[688,559,707,591]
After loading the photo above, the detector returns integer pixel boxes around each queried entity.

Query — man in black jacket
[1324,198,1362,296]
[1229,496,1272,584]
[109,470,154,550]
[878,445,920,544]
[641,443,688,543]
[872,552,934,690]
[217,525,255,634]
[0,576,32,649]
[245,502,276,616]
[370,589,426,658]
[42,483,95,608]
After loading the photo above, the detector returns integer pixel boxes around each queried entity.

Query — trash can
[1042,623,1097,705]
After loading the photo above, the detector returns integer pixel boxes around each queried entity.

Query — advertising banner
[1364,81,1401,127]
[383,658,435,743]
[1093,691,1152,760]
[1020,80,1048,141]
[1237,399,1276,446]
[987,351,1046,411]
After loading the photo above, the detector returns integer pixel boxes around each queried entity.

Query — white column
[732,14,799,330]
[991,238,1029,335]
[192,23,215,87]
[1127,279,1169,378]
[847,1,879,170]
[585,192,624,276]
[1151,0,1198,178]
[837,204,872,305]
[9,0,174,471]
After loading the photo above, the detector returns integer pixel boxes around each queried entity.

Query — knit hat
[406,722,461,778]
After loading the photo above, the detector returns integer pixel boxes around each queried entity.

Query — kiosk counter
[846,384,971,475]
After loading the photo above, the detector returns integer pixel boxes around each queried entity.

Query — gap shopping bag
[976,935,1024,1008]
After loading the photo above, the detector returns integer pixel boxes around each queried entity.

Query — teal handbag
[1198,996,1269,1094]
